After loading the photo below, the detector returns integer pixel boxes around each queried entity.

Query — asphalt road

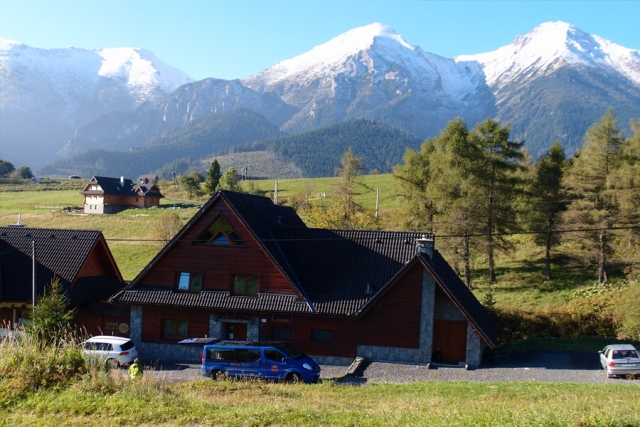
[133,351,640,385]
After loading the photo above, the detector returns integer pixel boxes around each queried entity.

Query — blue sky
[1,0,638,81]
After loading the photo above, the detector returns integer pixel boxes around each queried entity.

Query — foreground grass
[1,379,639,427]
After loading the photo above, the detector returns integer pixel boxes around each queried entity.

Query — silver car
[599,344,640,378]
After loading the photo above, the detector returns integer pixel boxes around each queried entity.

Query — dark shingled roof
[80,176,136,196]
[0,227,124,303]
[111,190,496,347]
[114,288,312,313]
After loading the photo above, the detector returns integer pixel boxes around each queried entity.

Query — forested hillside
[236,119,420,177]
[39,108,285,178]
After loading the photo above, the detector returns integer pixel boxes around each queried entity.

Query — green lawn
[1,379,638,426]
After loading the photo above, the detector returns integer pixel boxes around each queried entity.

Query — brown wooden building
[111,191,496,366]
[80,176,163,214]
[0,227,128,336]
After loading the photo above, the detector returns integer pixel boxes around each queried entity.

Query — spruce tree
[204,159,222,195]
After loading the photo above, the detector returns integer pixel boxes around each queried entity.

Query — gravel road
[133,351,639,385]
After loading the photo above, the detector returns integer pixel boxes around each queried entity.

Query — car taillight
[202,352,205,364]
[119,351,129,356]
[608,361,615,367]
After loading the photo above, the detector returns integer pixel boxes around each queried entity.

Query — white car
[599,344,640,378]
[83,336,138,367]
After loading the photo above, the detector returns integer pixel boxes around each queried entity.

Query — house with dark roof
[110,190,496,367]
[0,227,128,336]
[80,176,164,214]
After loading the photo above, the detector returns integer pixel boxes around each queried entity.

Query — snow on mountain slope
[0,38,194,108]
[243,23,480,102]
[455,21,640,91]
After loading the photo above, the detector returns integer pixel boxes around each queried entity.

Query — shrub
[0,331,89,403]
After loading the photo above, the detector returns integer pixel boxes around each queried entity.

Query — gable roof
[0,227,124,303]
[110,190,496,346]
[81,176,135,195]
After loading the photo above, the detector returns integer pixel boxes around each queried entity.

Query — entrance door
[225,322,247,341]
[432,319,467,364]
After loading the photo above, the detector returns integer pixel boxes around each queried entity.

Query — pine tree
[204,159,221,195]
[24,277,77,344]
[561,109,625,284]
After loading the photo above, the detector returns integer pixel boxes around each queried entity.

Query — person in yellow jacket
[128,358,143,379]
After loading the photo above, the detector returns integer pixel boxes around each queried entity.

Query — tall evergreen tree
[204,159,221,195]
[561,109,625,284]
[525,141,568,280]
[466,118,524,282]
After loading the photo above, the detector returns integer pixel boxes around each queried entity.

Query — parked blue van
[201,341,321,384]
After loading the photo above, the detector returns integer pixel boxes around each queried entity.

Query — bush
[0,331,89,402]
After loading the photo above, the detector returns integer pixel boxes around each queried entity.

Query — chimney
[415,233,435,259]
[7,213,25,228]
[120,176,125,186]
[365,284,372,295]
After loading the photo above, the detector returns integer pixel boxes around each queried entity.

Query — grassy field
[2,378,639,426]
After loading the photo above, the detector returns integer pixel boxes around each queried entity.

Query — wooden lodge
[111,190,496,367]
[80,176,163,214]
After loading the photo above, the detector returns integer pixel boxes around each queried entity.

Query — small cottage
[80,176,164,214]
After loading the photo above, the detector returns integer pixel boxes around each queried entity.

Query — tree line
[392,110,639,287]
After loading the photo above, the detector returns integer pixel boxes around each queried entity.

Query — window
[311,329,333,342]
[265,348,285,363]
[195,216,243,245]
[163,319,189,339]
[273,314,292,322]
[176,272,202,292]
[272,326,293,341]
[232,275,259,296]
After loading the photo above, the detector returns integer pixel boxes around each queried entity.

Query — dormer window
[195,216,243,245]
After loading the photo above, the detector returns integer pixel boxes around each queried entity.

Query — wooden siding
[75,242,110,279]
[139,201,298,295]
[139,263,426,358]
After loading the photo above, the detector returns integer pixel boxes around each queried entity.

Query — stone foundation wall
[465,323,484,368]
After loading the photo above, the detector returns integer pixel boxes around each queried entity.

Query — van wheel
[286,373,302,384]
[211,370,226,381]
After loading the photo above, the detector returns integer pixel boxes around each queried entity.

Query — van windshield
[278,343,305,360]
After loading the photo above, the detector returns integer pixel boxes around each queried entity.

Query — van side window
[213,349,236,361]
[236,349,260,362]
[265,349,284,363]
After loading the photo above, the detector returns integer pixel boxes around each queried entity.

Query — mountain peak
[243,23,413,87]
[456,21,640,88]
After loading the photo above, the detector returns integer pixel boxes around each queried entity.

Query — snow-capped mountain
[455,21,640,156]
[456,21,640,94]
[241,23,494,136]
[3,21,640,174]
[0,39,193,168]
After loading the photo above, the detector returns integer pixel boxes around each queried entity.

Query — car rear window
[120,340,135,351]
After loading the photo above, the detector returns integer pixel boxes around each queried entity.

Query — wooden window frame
[194,214,244,246]
[231,274,260,296]
[175,271,203,292]
[162,318,189,340]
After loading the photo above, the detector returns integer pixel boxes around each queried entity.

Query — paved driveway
[135,351,639,385]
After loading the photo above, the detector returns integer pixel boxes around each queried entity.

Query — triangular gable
[122,191,313,310]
